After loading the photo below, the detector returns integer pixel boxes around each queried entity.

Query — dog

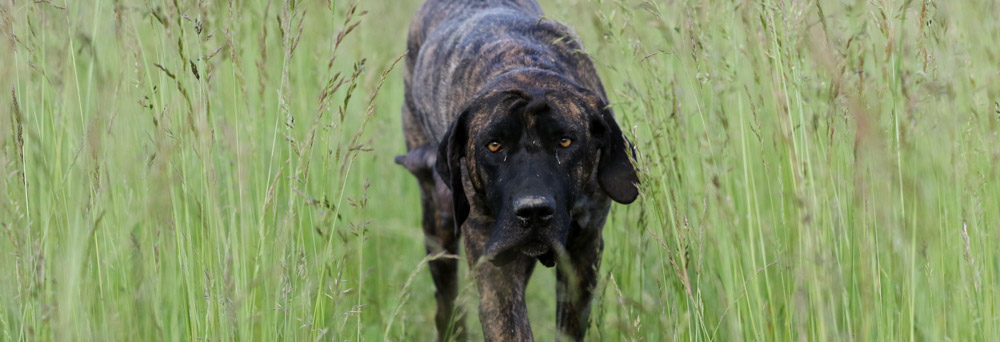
[395,0,639,340]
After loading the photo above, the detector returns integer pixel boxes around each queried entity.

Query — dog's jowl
[396,1,639,340]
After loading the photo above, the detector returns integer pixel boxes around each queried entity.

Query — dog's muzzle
[484,194,567,267]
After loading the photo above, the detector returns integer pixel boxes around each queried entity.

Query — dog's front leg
[556,227,603,341]
[463,218,536,342]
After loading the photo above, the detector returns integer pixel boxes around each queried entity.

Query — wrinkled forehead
[467,89,593,132]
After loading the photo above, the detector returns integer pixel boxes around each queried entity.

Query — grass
[1,0,998,340]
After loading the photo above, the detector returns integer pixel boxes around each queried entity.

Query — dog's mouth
[485,234,566,268]
[483,209,570,267]
[520,241,549,257]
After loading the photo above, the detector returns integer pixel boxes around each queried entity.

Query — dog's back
[402,0,606,144]
[406,0,543,50]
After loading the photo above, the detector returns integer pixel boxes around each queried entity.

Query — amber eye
[487,141,503,152]
[559,137,572,148]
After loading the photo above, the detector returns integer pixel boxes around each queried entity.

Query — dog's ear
[590,105,640,204]
[436,109,472,232]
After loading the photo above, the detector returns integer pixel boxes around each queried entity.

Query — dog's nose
[514,195,555,225]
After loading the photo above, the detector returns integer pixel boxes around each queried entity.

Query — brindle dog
[395,0,639,340]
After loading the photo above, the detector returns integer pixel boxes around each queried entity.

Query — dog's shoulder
[407,0,543,53]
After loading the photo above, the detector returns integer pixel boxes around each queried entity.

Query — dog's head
[435,75,638,267]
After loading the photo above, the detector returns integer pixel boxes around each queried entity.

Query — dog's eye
[559,137,572,148]
[487,141,503,152]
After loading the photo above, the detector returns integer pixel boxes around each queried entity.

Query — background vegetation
[1,0,998,340]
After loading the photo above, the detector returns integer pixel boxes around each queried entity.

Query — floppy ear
[591,107,640,204]
[435,110,472,233]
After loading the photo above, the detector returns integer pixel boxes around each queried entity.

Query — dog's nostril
[514,196,556,223]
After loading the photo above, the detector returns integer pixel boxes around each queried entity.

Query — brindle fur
[397,1,638,341]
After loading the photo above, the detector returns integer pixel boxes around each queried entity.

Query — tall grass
[1,0,997,341]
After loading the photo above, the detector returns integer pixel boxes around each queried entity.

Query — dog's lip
[519,241,549,257]
[484,217,569,266]
[485,235,566,267]
[537,249,557,267]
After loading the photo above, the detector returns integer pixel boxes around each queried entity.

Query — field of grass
[2,0,999,340]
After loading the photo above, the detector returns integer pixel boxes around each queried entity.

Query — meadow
[1,0,998,340]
